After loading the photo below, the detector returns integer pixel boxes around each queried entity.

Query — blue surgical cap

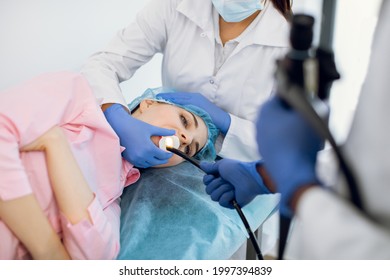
[128,88,219,161]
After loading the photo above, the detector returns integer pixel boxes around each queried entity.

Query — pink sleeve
[60,196,121,260]
[1,72,124,259]
[0,71,93,201]
[0,116,33,200]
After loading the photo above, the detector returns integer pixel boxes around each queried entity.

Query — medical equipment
[159,135,180,150]
[211,0,263,23]
[166,144,264,260]
[274,14,364,259]
[166,146,202,170]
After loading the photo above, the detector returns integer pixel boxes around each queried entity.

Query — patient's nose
[179,131,193,145]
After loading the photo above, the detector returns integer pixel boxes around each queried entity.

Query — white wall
[0,0,324,93]
[329,0,381,142]
[1,0,380,142]
[0,0,162,102]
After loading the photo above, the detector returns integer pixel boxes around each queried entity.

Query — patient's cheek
[154,155,184,168]
[169,155,184,166]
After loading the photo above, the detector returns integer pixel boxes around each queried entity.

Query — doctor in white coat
[81,0,291,167]
[283,0,390,258]
[201,0,390,259]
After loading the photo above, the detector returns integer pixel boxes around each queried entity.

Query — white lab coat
[286,0,390,259]
[81,0,290,161]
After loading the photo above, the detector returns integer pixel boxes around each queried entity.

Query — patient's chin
[153,157,184,168]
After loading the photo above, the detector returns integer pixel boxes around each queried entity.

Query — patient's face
[132,100,208,167]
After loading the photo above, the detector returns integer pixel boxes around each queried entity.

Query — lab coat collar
[177,0,213,31]
[177,0,290,48]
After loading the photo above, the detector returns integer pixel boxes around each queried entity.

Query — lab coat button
[200,33,206,37]
[209,79,214,84]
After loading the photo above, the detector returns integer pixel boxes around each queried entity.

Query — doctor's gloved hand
[103,104,174,168]
[157,92,231,135]
[200,159,271,209]
[256,96,324,217]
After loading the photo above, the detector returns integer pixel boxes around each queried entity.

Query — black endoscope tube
[166,147,264,260]
[231,200,264,260]
[276,14,364,260]
[284,14,363,209]
[166,147,202,169]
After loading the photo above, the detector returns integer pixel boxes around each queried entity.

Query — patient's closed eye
[179,112,201,156]
[180,115,189,127]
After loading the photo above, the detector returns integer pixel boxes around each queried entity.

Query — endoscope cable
[166,146,264,260]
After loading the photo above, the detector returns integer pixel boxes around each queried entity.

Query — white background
[0,0,382,142]
[0,0,162,103]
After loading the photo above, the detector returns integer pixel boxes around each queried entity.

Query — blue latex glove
[103,104,174,168]
[256,96,324,217]
[200,159,271,209]
[157,92,231,135]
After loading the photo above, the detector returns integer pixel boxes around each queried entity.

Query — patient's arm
[0,195,70,259]
[21,126,94,225]
[21,126,122,259]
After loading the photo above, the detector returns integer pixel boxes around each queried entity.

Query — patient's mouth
[158,135,180,151]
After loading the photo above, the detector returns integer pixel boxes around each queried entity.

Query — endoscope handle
[278,14,340,101]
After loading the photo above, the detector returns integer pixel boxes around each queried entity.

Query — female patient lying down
[0,71,217,260]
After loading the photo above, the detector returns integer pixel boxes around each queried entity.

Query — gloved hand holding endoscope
[256,96,324,218]
[157,92,231,135]
[103,104,174,168]
[201,159,271,209]
[256,14,339,218]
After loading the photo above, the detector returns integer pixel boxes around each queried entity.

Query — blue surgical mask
[212,0,264,23]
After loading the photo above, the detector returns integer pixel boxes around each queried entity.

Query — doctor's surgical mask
[212,0,263,22]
